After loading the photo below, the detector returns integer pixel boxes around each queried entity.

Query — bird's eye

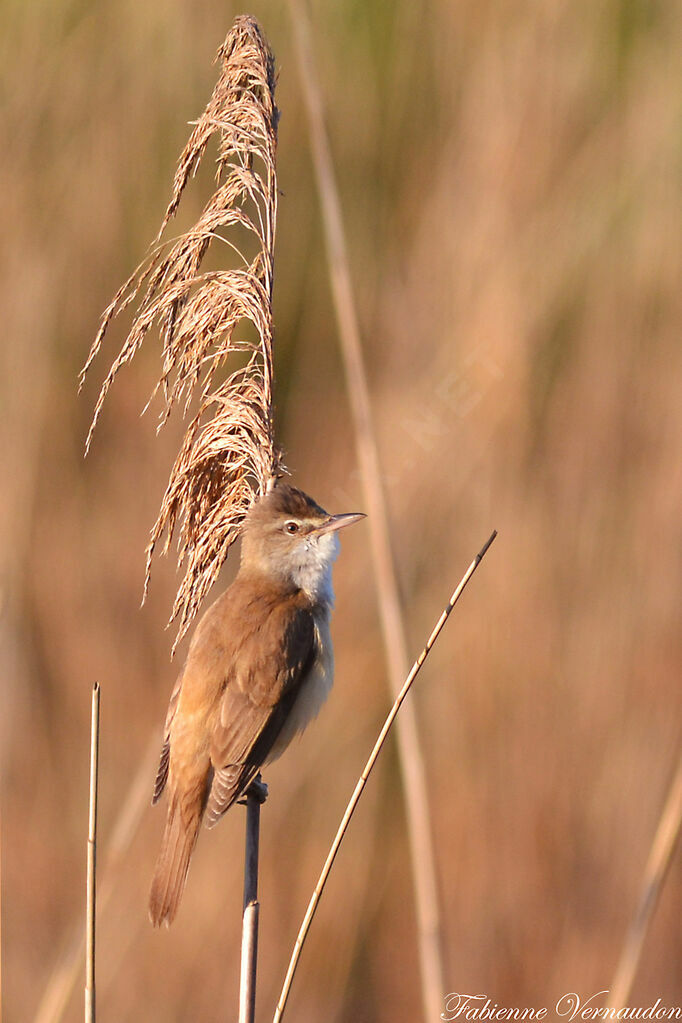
[285,520,299,534]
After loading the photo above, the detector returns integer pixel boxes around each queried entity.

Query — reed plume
[79,15,281,649]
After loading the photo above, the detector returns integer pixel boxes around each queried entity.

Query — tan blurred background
[2,1,681,1020]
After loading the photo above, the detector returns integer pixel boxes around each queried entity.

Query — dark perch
[239,775,268,1023]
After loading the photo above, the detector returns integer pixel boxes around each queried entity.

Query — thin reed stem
[34,738,158,1023]
[288,3,449,1019]
[85,683,100,1023]
[607,750,682,1010]
[273,532,497,1023]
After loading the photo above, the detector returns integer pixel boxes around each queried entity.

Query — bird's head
[240,484,365,602]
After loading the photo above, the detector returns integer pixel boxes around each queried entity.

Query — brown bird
[149,483,365,926]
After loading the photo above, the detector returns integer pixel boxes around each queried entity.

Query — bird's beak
[314,512,366,536]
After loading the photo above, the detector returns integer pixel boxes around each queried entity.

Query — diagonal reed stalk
[79,15,281,652]
[606,749,682,1011]
[273,532,497,1022]
[287,3,448,1019]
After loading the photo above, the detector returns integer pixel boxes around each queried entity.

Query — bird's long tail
[149,796,202,927]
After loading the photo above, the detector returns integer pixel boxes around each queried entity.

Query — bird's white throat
[289,531,339,606]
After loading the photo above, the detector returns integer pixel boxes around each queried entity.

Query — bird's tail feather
[149,798,201,927]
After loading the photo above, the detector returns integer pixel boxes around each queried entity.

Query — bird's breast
[264,609,334,763]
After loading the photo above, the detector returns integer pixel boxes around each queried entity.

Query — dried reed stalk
[79,16,282,649]
[287,3,447,1020]
[33,738,159,1023]
[85,683,100,1023]
[606,750,682,1010]
[273,533,497,1023]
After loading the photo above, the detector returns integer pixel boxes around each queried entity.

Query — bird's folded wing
[152,669,184,804]
[205,601,316,826]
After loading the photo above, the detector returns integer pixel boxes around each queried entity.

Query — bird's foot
[238,773,269,805]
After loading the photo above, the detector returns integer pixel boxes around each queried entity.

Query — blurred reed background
[2,1,681,1021]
